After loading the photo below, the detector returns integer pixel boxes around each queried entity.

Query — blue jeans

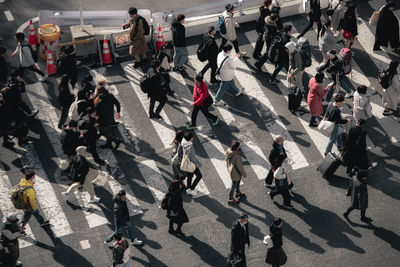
[216,80,240,102]
[325,124,343,155]
[325,76,352,102]
[229,181,241,200]
[173,46,188,67]
[21,207,46,227]
[106,221,135,242]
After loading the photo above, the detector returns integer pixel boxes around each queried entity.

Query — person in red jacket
[186,73,219,130]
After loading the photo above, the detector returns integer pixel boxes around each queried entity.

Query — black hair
[315,72,324,83]
[118,190,126,197]
[334,94,345,103]
[208,26,215,34]
[84,74,93,82]
[177,14,185,22]
[264,0,272,7]
[230,140,240,151]
[184,131,193,141]
[173,130,184,145]
[151,59,161,68]
[68,120,78,127]
[25,170,35,180]
[195,73,203,82]
[283,25,292,34]
[128,7,137,15]
[223,44,233,52]
[15,32,25,41]
[357,85,367,94]
[114,232,123,240]
[269,13,278,21]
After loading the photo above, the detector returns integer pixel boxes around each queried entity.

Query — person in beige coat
[219,4,246,57]
[226,141,247,204]
[123,7,147,68]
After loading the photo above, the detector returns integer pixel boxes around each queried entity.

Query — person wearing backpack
[286,41,305,93]
[19,170,50,228]
[123,7,147,69]
[167,180,189,237]
[269,25,293,84]
[254,13,279,72]
[199,26,220,84]
[214,44,244,106]
[186,73,219,130]
[381,61,400,116]
[219,4,246,57]
[340,1,357,49]
[373,2,399,52]
[157,43,174,96]
[111,232,131,267]
[298,0,322,40]
[1,214,24,267]
[253,0,272,59]
[171,14,188,74]
[11,32,47,82]
[226,141,247,204]
[146,59,168,119]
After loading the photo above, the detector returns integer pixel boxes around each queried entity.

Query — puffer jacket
[225,148,247,182]
[171,19,186,47]
[181,138,201,168]
[353,91,372,121]
[221,11,238,41]
[264,16,278,46]
[217,51,238,81]
[20,178,37,211]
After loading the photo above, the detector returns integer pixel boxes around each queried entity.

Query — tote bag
[180,147,196,173]
[318,120,335,136]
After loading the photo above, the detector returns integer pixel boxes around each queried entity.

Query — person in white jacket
[214,44,244,106]
[218,4,246,57]
[353,85,372,122]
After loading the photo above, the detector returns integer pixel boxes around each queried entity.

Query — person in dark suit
[200,26,220,84]
[230,213,250,265]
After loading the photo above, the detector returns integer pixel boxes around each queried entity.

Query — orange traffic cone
[156,24,165,52]
[102,35,112,65]
[45,50,57,75]
[28,19,39,45]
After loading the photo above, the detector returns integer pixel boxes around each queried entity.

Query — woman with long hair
[167,180,189,236]
[341,1,358,49]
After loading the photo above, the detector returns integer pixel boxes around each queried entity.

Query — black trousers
[298,13,322,39]
[58,101,72,128]
[219,37,240,53]
[62,73,78,89]
[100,125,121,146]
[256,39,273,66]
[270,188,291,206]
[19,65,44,77]
[200,58,217,81]
[86,138,101,162]
[186,167,202,190]
[270,63,288,81]
[190,105,217,127]
[149,97,167,116]
[160,72,173,93]
[253,32,264,58]
[169,218,183,231]
[346,207,366,218]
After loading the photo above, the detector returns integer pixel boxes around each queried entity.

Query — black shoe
[168,229,176,235]
[361,216,373,223]
[309,122,318,128]
[28,109,39,118]
[133,61,142,68]
[343,212,349,220]
[176,229,185,237]
[167,90,175,96]
[39,220,50,227]
[210,78,221,84]
[154,113,163,119]
[254,62,262,72]
[114,140,122,149]
[100,144,113,149]
[235,192,246,199]
[268,191,273,200]
[149,113,156,118]
[95,159,106,165]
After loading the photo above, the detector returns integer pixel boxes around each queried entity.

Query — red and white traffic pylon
[28,19,39,46]
[45,50,57,75]
[156,24,165,52]
[102,35,112,65]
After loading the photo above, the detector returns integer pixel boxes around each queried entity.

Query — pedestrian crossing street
[1,0,399,250]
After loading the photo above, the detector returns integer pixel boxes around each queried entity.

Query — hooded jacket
[221,10,239,41]
[225,148,247,182]
[20,178,37,211]
[171,19,186,47]
[180,138,201,168]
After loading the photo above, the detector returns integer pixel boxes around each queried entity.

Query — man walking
[11,33,47,81]
[286,41,305,93]
[253,0,272,59]
[0,214,24,267]
[61,120,82,173]
[105,190,143,247]
[219,4,246,57]
[171,14,188,73]
[214,44,244,106]
[146,59,168,119]
[123,7,147,68]
[20,170,50,228]
[230,213,250,266]
[57,46,78,88]
[200,26,220,84]
[254,13,279,71]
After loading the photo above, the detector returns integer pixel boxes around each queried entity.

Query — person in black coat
[200,26,220,84]
[147,59,168,119]
[58,76,75,129]
[167,180,189,237]
[343,171,372,223]
[255,13,279,70]
[269,25,293,83]
[157,43,174,96]
[1,83,37,118]
[60,120,82,172]
[95,87,122,149]
[58,45,78,88]
[230,213,250,265]
[373,1,399,52]
[171,14,188,73]
[105,190,143,247]
[265,217,287,267]
[253,0,272,59]
[0,46,7,86]
[265,135,287,187]
[298,0,322,40]
[340,1,357,49]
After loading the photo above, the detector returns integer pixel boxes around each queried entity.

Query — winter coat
[264,16,278,47]
[288,50,303,75]
[146,67,167,101]
[269,142,287,167]
[171,19,186,47]
[69,154,93,184]
[352,91,372,121]
[180,138,201,168]
[341,11,358,37]
[270,225,283,248]
[78,114,98,141]
[342,125,369,169]
[307,77,328,116]
[192,80,210,106]
[319,27,339,56]
[60,128,81,156]
[329,0,346,31]
[225,148,247,182]
[20,178,38,211]
[221,11,239,41]
[375,4,400,48]
[201,34,219,61]
[350,177,368,210]
[325,103,348,125]
[265,225,285,265]
[167,189,189,224]
[382,73,400,110]
[113,195,130,228]
[112,238,129,267]
[277,33,292,67]
[95,92,121,126]
[217,51,238,81]
[13,40,34,67]
[128,16,147,55]
[230,219,250,253]
[256,6,271,33]
[1,220,22,246]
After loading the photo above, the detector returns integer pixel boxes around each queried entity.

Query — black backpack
[378,68,393,89]
[268,36,283,64]
[135,16,150,36]
[197,38,208,62]
[139,72,152,93]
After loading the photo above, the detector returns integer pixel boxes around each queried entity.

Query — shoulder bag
[215,56,229,80]
[318,103,335,136]
[180,147,196,173]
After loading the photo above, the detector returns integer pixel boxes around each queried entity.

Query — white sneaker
[214,100,226,106]
[39,74,48,82]
[186,189,198,196]
[131,238,143,246]
[235,88,244,96]
[345,92,353,98]
[61,192,69,201]
[238,51,247,56]
[89,196,101,203]
[104,240,114,248]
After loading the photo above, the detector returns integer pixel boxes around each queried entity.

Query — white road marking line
[4,10,14,21]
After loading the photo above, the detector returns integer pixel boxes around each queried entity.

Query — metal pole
[78,0,84,26]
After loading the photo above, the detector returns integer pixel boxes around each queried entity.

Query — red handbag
[342,30,352,40]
